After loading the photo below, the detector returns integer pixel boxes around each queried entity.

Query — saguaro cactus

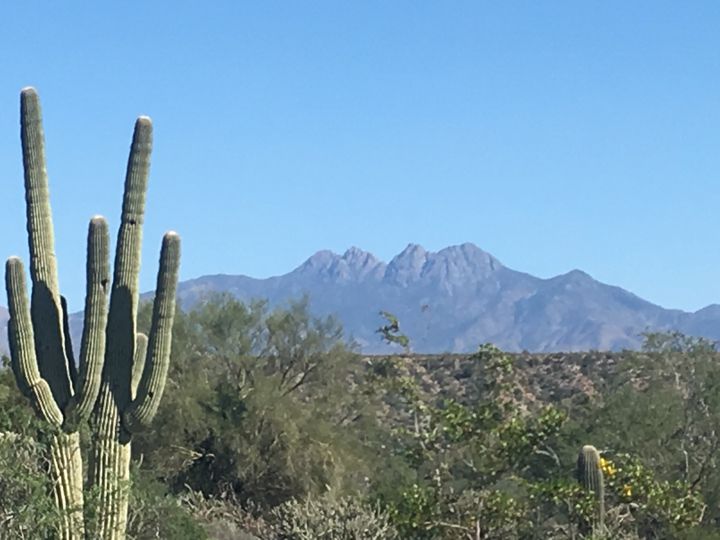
[86,115,180,539]
[577,444,606,532]
[5,88,110,539]
[5,87,180,540]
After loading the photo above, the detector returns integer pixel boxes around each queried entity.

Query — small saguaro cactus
[5,87,180,540]
[577,444,606,532]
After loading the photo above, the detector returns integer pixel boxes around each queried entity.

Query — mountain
[2,243,719,355]
[168,243,720,353]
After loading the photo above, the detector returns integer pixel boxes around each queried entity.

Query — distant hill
[2,243,719,355]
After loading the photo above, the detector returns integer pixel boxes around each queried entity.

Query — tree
[377,311,410,352]
[134,295,381,509]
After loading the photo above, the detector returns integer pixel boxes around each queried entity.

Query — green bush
[134,295,381,508]
[0,431,62,538]
[0,357,64,538]
[124,470,208,540]
[180,490,272,539]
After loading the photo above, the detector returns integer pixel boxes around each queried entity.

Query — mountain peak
[403,242,426,252]
[298,249,339,271]
[395,243,428,260]
[385,244,429,285]
[342,246,378,265]
[296,247,385,281]
[383,242,503,287]
[425,243,503,285]
[559,269,593,281]
[436,242,502,268]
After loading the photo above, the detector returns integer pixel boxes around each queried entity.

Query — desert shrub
[269,494,398,540]
[0,431,61,538]
[0,358,63,538]
[370,344,566,538]
[124,470,208,540]
[181,490,272,539]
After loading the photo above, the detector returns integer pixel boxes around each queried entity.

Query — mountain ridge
[163,242,720,353]
[0,243,718,354]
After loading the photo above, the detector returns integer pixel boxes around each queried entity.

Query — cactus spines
[6,87,180,540]
[577,444,606,531]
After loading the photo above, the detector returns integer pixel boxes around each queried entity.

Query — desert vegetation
[2,291,720,538]
[3,89,719,539]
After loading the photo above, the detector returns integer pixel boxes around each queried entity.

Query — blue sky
[1,2,719,312]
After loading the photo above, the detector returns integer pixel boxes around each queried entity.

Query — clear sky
[1,2,719,312]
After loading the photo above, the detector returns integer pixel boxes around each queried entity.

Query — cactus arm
[61,296,78,386]
[20,87,58,294]
[130,333,148,400]
[112,116,152,309]
[20,87,73,409]
[124,233,180,432]
[104,117,152,410]
[5,257,63,427]
[64,217,110,426]
[6,258,36,398]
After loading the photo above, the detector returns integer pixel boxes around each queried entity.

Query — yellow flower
[623,484,632,498]
[599,457,616,478]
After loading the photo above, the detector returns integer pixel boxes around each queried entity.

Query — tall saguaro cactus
[5,87,180,540]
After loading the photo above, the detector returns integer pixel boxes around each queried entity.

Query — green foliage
[0,357,68,537]
[372,343,566,538]
[581,332,720,536]
[376,311,410,352]
[3,289,719,540]
[0,430,61,538]
[134,294,378,508]
[599,452,705,537]
[125,470,208,540]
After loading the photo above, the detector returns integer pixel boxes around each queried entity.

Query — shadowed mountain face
[1,243,718,355]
